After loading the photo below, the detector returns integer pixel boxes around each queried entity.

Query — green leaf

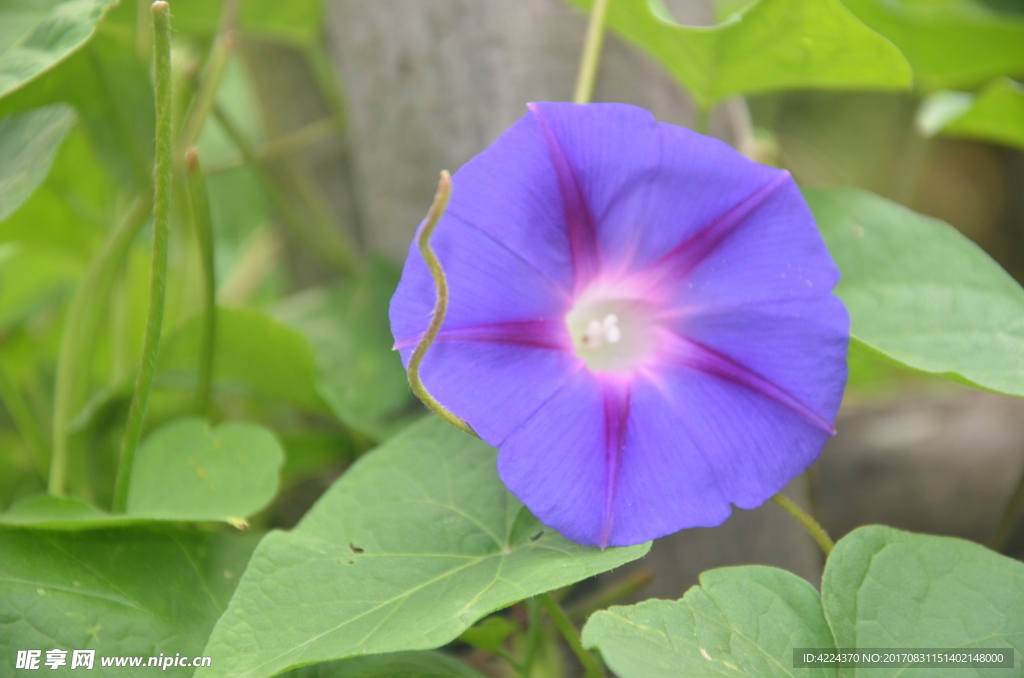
[0,528,258,677]
[919,78,1024,151]
[458,617,519,653]
[563,0,911,109]
[582,566,837,678]
[284,652,484,678]
[822,525,1024,676]
[0,0,117,100]
[158,307,326,413]
[125,418,284,523]
[584,527,1024,677]
[275,258,413,440]
[806,187,1024,397]
[0,27,155,190]
[1,418,284,528]
[841,0,1024,92]
[197,417,650,678]
[0,104,76,222]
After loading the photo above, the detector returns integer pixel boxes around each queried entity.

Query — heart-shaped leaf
[2,418,284,528]
[562,0,911,109]
[807,187,1024,397]
[0,528,258,677]
[822,526,1024,675]
[583,526,1024,677]
[197,417,649,678]
[842,0,1024,92]
[583,566,836,678]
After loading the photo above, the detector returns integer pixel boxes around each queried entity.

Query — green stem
[520,598,543,678]
[0,363,49,478]
[204,117,336,175]
[990,460,1024,552]
[771,493,834,556]
[539,593,604,678]
[304,40,349,133]
[112,1,173,513]
[185,148,217,416]
[49,193,153,496]
[175,11,238,160]
[573,0,611,104]
[492,647,523,674]
[211,104,355,273]
[567,570,654,622]
[406,172,475,437]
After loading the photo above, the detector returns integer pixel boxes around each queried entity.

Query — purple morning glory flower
[390,102,848,548]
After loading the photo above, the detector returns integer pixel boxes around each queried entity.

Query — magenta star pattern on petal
[390,102,849,548]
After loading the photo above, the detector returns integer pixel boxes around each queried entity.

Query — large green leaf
[285,652,484,678]
[822,526,1024,676]
[0,103,76,222]
[275,258,413,440]
[563,0,911,109]
[806,187,1024,397]
[582,566,837,678]
[197,417,649,678]
[841,0,1024,92]
[583,527,1024,677]
[919,77,1024,151]
[0,27,154,190]
[1,418,284,528]
[0,0,117,100]
[0,528,258,677]
[158,307,326,413]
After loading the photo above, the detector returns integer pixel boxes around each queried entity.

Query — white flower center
[566,297,660,372]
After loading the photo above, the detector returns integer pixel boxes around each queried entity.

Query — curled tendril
[406,171,477,438]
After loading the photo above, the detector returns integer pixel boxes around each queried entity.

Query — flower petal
[399,340,581,446]
[605,119,781,272]
[393,320,569,351]
[497,369,609,545]
[647,362,836,511]
[606,376,732,546]
[390,212,570,347]
[525,102,662,279]
[443,113,576,292]
[665,297,849,432]
[668,177,840,311]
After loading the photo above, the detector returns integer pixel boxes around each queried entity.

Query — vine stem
[406,172,475,437]
[0,364,49,477]
[112,1,173,513]
[567,570,654,621]
[211,104,356,274]
[539,593,605,678]
[49,193,153,496]
[520,597,543,677]
[771,493,835,556]
[175,0,239,159]
[185,148,217,416]
[572,0,611,104]
[989,458,1024,552]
